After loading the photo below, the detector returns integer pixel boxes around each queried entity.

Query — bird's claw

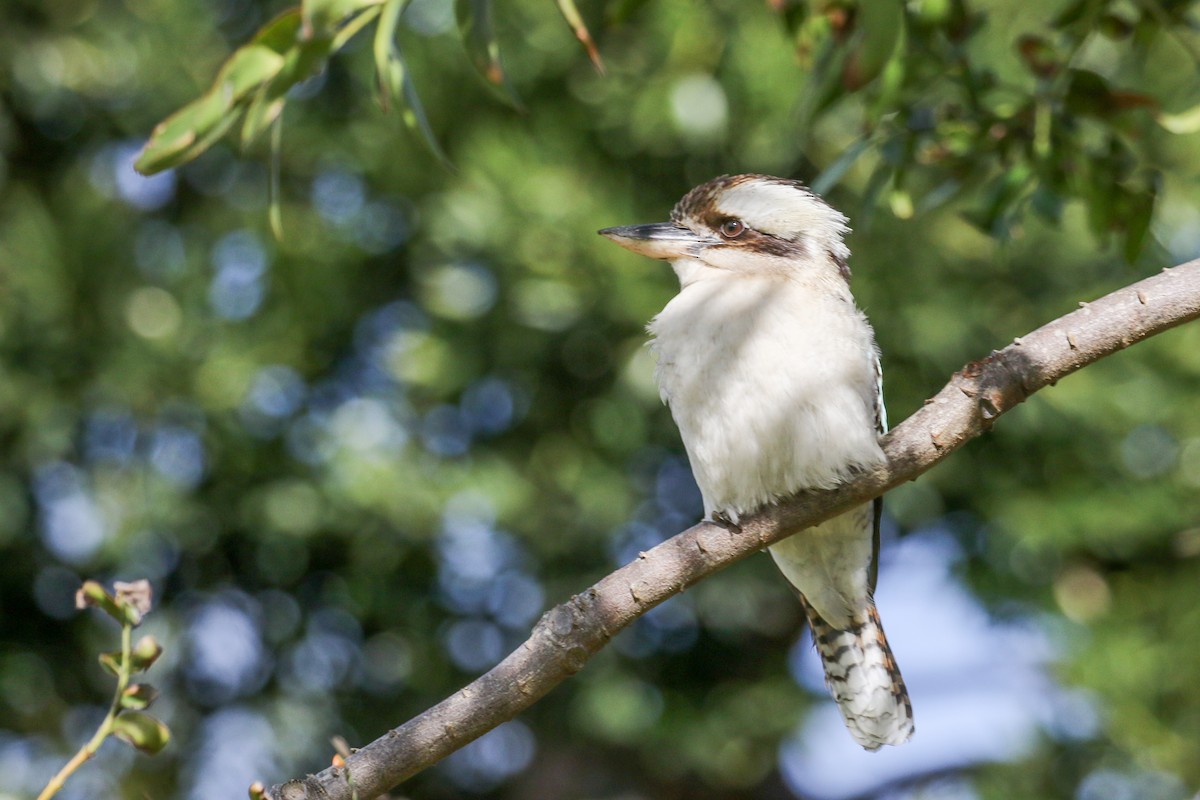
[710,511,742,533]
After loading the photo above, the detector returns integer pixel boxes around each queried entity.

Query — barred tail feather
[801,596,914,751]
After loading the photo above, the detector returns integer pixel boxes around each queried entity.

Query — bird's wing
[870,351,885,593]
[873,350,888,436]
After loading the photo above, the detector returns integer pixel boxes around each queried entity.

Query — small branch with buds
[38,580,168,800]
[262,259,1200,800]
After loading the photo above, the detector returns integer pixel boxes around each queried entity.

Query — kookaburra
[599,174,913,750]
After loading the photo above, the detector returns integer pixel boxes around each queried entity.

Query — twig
[36,624,134,800]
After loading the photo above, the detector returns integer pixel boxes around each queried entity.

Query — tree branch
[264,260,1200,800]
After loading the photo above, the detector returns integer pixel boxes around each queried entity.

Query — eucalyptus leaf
[841,0,904,90]
[373,0,452,169]
[1158,103,1200,134]
[213,45,287,104]
[402,66,454,170]
[302,0,379,37]
[373,0,409,112]
[135,91,237,174]
[456,0,523,109]
[553,0,604,73]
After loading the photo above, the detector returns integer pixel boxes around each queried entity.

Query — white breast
[648,270,884,519]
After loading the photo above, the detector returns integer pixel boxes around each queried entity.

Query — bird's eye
[719,219,746,239]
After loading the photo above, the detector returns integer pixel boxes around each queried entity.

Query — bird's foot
[710,510,742,533]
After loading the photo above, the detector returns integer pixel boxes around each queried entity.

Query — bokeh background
[2,0,1200,798]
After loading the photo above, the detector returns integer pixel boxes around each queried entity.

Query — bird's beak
[598,222,714,260]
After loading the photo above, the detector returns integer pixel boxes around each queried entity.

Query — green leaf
[1158,102,1200,134]
[553,0,604,73]
[401,67,454,170]
[137,4,372,173]
[112,713,171,755]
[374,0,453,169]
[136,10,304,174]
[302,0,379,37]
[135,91,241,175]
[331,2,384,49]
[456,0,523,109]
[241,49,326,144]
[234,11,306,148]
[241,32,335,147]
[373,0,409,112]
[842,0,905,90]
[256,6,308,51]
[796,26,850,124]
[214,44,288,104]
[120,683,160,711]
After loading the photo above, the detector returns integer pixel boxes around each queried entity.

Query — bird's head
[599,174,851,283]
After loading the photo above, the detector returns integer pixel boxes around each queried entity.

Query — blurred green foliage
[1,0,1200,798]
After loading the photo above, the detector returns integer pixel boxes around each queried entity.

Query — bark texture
[264,260,1200,800]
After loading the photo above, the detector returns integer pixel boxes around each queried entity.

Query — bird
[598,174,913,750]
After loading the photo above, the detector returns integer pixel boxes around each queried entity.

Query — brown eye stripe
[701,210,806,256]
[738,229,807,258]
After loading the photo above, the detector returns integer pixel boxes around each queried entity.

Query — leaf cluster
[135,0,1198,262]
